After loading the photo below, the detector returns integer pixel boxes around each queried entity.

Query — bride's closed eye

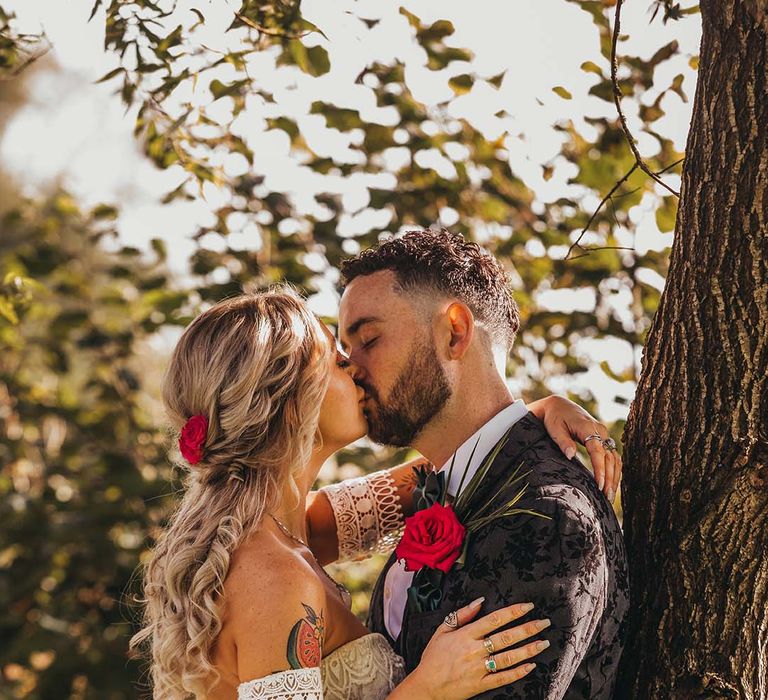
[336,351,351,369]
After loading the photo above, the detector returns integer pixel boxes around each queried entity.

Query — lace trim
[238,667,322,700]
[321,470,404,562]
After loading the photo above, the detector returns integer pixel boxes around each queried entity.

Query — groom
[338,228,629,698]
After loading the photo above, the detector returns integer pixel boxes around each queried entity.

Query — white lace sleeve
[320,470,405,563]
[238,667,323,700]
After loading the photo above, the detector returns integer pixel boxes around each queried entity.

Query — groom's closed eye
[340,315,382,352]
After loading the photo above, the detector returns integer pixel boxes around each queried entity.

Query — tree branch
[234,13,313,40]
[612,0,680,198]
[565,162,639,260]
[564,156,684,261]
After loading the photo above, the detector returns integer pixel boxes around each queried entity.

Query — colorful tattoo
[286,603,324,669]
[401,461,432,492]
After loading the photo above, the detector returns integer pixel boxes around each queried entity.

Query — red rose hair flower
[395,502,466,574]
[179,414,208,464]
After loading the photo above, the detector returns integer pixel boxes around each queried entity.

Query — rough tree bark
[616,1,768,698]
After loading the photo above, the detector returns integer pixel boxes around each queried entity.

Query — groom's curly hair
[340,227,520,349]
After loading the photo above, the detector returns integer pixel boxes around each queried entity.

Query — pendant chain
[268,514,351,603]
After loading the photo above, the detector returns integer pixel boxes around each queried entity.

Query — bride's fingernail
[470,597,485,608]
[565,446,576,460]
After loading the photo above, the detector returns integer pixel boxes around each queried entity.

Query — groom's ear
[441,302,474,360]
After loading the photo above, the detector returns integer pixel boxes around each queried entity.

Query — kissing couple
[131,228,629,699]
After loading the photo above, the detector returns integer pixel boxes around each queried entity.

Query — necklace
[269,513,310,547]
[268,514,351,604]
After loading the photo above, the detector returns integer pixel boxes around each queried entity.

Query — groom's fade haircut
[340,227,520,350]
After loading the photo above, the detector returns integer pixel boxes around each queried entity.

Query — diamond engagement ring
[483,637,495,654]
[443,610,459,629]
[602,437,617,452]
[484,656,498,673]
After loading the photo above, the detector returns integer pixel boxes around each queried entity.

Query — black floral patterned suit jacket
[368,412,630,699]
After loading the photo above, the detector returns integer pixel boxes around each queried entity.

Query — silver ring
[483,637,495,654]
[484,656,498,673]
[584,434,602,444]
[602,437,617,452]
[443,610,459,629]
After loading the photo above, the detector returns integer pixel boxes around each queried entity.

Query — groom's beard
[361,336,451,447]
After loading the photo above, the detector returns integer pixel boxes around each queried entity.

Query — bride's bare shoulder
[221,526,326,681]
[225,526,320,600]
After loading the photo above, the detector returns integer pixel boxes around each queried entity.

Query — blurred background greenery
[0,1,698,697]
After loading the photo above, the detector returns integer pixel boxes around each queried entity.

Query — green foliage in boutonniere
[401,429,551,613]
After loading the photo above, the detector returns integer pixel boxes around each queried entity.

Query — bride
[130,287,620,699]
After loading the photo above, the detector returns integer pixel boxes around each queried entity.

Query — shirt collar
[439,399,528,499]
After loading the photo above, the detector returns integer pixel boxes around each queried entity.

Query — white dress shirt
[383,399,529,640]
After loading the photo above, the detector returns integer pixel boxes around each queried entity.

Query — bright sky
[2,0,702,421]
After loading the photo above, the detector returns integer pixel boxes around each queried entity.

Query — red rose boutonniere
[396,502,466,574]
[179,414,208,464]
[397,430,550,613]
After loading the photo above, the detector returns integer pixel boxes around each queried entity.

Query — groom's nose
[345,358,365,384]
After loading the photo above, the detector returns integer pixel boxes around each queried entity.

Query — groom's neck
[413,373,515,469]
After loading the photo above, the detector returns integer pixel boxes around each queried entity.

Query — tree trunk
[616,1,768,698]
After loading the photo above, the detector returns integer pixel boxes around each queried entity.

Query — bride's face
[316,324,368,450]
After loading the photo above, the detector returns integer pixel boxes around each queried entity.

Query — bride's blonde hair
[129,286,332,698]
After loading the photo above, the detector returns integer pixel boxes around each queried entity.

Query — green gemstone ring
[484,656,498,674]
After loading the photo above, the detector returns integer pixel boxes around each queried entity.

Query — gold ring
[483,637,495,654]
[484,656,498,673]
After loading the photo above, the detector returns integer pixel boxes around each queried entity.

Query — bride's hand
[406,598,550,700]
[528,394,622,503]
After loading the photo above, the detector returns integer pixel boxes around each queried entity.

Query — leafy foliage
[0,7,48,78]
[0,194,193,697]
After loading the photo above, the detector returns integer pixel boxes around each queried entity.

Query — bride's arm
[307,395,621,566]
[307,456,427,565]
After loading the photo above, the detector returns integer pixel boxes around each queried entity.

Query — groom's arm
[468,488,607,700]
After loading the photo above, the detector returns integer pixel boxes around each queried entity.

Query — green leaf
[305,45,330,76]
[88,0,103,22]
[151,238,167,261]
[449,73,474,95]
[669,73,687,103]
[580,61,603,76]
[655,195,678,233]
[95,66,124,83]
[487,71,505,89]
[649,40,679,66]
[309,102,363,131]
[0,297,19,324]
[91,204,119,220]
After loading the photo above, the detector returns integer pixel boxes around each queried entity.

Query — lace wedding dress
[237,470,407,699]
[237,633,405,700]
